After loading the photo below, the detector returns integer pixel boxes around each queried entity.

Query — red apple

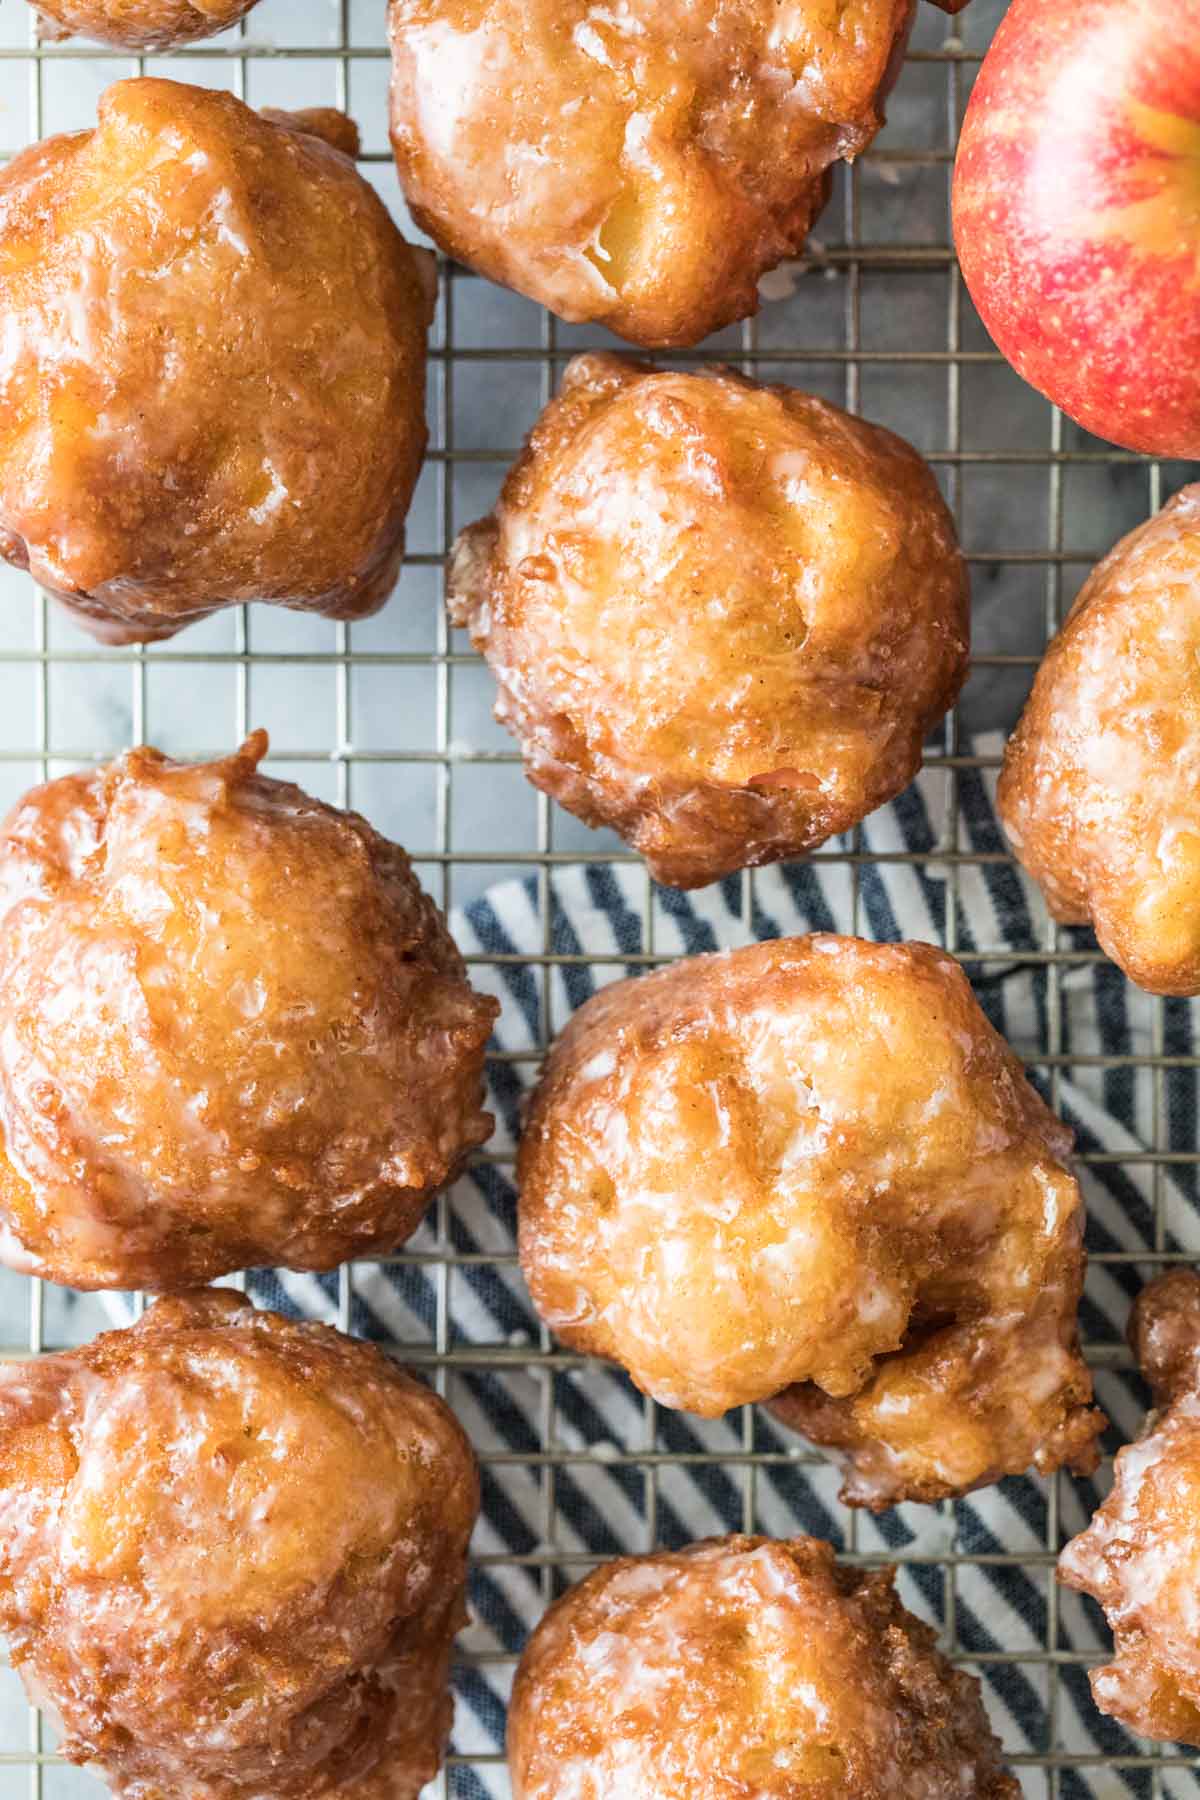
[953,0,1200,457]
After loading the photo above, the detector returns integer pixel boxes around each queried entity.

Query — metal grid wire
[0,0,1198,1793]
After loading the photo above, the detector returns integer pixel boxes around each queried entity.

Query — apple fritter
[390,0,968,347]
[509,1534,1017,1798]
[0,732,497,1289]
[0,80,433,642]
[0,1290,479,1800]
[450,354,968,890]
[1000,486,1200,995]
[518,934,1103,1507]
[1059,1268,1200,1747]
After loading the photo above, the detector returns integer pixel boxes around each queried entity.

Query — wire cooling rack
[0,0,1199,1794]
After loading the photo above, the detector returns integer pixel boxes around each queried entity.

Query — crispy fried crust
[1059,1269,1200,1746]
[999,486,1200,995]
[509,1534,1017,1798]
[33,0,258,49]
[0,1290,480,1799]
[389,2,967,347]
[518,934,1102,1507]
[0,80,433,642]
[450,355,968,890]
[0,731,497,1289]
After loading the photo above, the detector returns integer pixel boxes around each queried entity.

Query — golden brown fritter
[0,731,497,1290]
[33,0,258,50]
[1059,1269,1200,1747]
[999,487,1200,996]
[0,1289,480,1800]
[518,935,1103,1508]
[509,1534,1018,1798]
[389,0,968,348]
[450,355,968,891]
[0,80,434,644]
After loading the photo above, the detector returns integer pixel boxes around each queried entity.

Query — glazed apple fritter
[0,732,497,1290]
[0,79,433,642]
[1000,486,1200,996]
[509,1534,1017,1798]
[0,1289,479,1800]
[390,0,969,347]
[32,0,260,50]
[450,354,968,890]
[518,934,1103,1507]
[1059,1268,1200,1747]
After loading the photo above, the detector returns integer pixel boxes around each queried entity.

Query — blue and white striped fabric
[74,732,1200,1798]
